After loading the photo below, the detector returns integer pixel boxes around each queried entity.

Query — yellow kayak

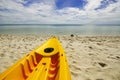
[0,37,71,80]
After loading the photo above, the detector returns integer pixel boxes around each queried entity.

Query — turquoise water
[0,24,120,35]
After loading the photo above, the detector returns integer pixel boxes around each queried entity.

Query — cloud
[95,0,118,10]
[0,0,120,24]
[85,0,102,10]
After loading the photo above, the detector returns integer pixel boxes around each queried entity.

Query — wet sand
[0,34,120,80]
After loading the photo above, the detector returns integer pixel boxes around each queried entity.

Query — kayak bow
[0,37,71,80]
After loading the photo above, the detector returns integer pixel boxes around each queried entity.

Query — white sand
[0,34,120,80]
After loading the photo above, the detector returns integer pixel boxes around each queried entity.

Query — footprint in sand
[70,64,81,73]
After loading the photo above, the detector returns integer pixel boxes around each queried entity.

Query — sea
[0,24,120,35]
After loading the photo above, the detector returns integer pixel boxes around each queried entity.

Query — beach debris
[70,34,74,37]
[116,56,120,59]
[88,46,93,49]
[98,62,107,67]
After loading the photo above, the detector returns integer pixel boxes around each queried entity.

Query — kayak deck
[0,37,71,80]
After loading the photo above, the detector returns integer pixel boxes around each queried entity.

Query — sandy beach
[0,34,120,80]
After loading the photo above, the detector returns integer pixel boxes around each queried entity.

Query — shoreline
[0,34,120,80]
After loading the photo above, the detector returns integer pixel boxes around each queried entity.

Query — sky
[0,0,120,24]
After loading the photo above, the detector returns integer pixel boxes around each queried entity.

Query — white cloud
[85,0,102,10]
[0,0,120,24]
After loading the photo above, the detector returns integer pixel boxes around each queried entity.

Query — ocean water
[0,24,120,35]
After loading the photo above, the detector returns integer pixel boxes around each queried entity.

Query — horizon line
[0,24,120,26]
